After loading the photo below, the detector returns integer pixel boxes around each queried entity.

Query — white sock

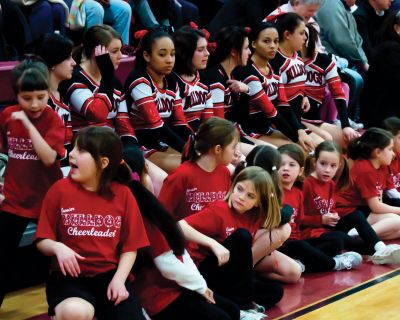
[348,228,359,237]
[374,241,386,252]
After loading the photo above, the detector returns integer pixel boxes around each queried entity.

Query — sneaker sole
[372,248,400,265]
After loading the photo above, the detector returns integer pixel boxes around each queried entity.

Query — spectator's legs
[84,0,104,29]
[104,0,132,44]
[130,0,159,29]
[340,67,363,121]
[50,3,67,35]
[23,0,53,41]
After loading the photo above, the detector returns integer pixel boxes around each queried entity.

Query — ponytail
[182,117,239,163]
[128,180,185,256]
[348,128,393,160]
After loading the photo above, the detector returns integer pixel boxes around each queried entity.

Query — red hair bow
[134,29,149,40]
[245,27,251,35]
[189,21,211,40]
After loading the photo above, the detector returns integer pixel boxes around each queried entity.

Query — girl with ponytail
[158,117,239,220]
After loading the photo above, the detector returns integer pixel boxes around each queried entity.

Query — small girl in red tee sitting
[35,127,149,320]
[178,166,284,318]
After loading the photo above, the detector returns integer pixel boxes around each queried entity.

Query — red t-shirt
[35,178,149,276]
[158,161,231,220]
[184,201,261,265]
[0,105,65,218]
[302,175,335,238]
[282,186,304,240]
[388,153,400,192]
[133,218,182,316]
[335,159,391,216]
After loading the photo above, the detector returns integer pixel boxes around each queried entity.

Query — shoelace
[341,256,353,270]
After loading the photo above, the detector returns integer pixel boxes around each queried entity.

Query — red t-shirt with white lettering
[184,201,261,265]
[388,153,400,192]
[335,159,391,216]
[302,175,335,238]
[35,178,149,276]
[158,161,231,220]
[0,105,65,218]
[133,218,182,316]
[282,186,304,240]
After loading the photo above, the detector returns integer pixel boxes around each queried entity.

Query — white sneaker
[334,252,363,270]
[372,244,400,265]
[348,118,364,130]
[333,118,364,130]
[240,309,266,320]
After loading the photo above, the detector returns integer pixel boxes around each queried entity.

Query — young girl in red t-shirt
[382,117,400,203]
[279,143,362,273]
[35,127,149,320]
[309,135,400,265]
[0,59,65,306]
[234,145,301,284]
[178,166,284,315]
[158,117,239,220]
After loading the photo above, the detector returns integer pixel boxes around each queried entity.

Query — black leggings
[152,289,240,320]
[198,228,283,310]
[332,209,380,255]
[121,136,145,175]
[0,211,32,306]
[279,232,344,273]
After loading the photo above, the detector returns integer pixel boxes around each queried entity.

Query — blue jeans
[340,67,364,121]
[84,0,132,44]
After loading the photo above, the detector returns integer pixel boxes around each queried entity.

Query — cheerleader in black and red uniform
[202,26,269,155]
[232,22,315,152]
[301,24,360,146]
[60,25,145,176]
[172,25,214,134]
[125,29,194,174]
[271,13,330,146]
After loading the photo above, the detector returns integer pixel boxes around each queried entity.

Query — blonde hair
[226,166,281,229]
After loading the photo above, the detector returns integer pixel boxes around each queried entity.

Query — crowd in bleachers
[2,1,400,319]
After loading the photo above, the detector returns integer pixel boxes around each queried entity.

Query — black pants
[198,228,283,310]
[279,232,344,273]
[46,271,145,320]
[152,289,240,320]
[0,211,32,306]
[332,209,380,255]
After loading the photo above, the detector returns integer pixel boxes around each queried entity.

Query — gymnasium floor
[1,257,399,320]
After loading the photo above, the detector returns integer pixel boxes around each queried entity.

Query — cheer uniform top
[61,66,136,140]
[303,51,350,127]
[270,49,307,122]
[175,71,214,132]
[232,60,306,142]
[202,64,237,119]
[125,69,191,152]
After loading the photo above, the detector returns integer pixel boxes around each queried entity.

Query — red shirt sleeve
[184,205,223,239]
[43,109,67,159]
[158,170,186,220]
